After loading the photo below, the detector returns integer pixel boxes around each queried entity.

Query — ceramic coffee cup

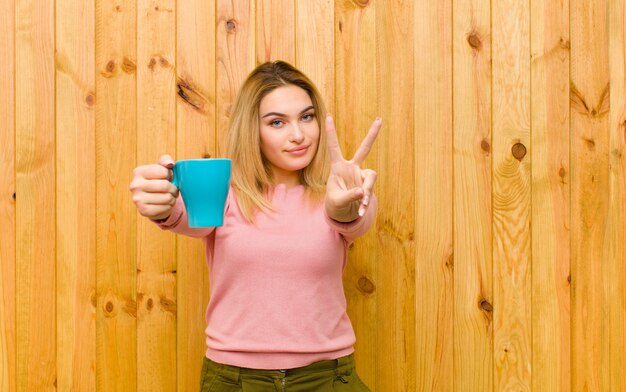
[170,158,231,227]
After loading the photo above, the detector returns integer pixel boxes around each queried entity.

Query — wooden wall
[0,0,625,391]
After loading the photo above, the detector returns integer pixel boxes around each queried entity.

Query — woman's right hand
[129,154,179,221]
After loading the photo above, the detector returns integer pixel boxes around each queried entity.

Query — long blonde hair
[225,61,330,222]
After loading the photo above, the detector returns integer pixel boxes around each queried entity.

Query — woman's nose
[289,123,305,143]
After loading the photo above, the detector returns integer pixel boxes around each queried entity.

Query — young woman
[130,61,381,391]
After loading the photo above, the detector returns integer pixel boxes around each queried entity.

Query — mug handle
[170,164,179,188]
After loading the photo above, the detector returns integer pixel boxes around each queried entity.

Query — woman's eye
[302,113,315,121]
[270,119,284,127]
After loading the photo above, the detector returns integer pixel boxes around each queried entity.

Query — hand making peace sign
[324,115,382,223]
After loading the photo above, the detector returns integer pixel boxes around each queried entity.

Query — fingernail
[376,117,382,121]
[358,205,365,217]
[363,195,369,206]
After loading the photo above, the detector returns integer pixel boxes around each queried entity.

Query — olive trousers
[199,354,372,392]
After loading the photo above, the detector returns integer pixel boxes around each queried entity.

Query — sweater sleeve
[324,194,378,244]
[151,194,217,238]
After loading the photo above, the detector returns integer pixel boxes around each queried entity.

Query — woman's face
[258,84,320,186]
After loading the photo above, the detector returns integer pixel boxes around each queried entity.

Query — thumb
[158,154,174,168]
[333,187,364,206]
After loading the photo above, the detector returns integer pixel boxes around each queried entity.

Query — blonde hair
[225,61,330,222]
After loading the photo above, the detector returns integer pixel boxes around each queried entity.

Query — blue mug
[170,158,231,227]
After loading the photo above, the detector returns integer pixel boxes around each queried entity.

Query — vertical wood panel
[334,0,378,385]
[0,0,15,390]
[216,0,255,154]
[415,0,454,390]
[530,0,571,390]
[176,0,215,390]
[376,1,416,391]
[570,0,609,390]
[15,0,56,390]
[256,0,294,64]
[137,0,177,390]
[295,0,334,115]
[55,0,96,389]
[605,0,626,389]
[452,0,493,390]
[491,0,532,389]
[95,0,137,390]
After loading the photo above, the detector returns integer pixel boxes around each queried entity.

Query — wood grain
[137,0,177,390]
[256,0,295,64]
[605,0,626,389]
[176,0,215,390]
[0,0,15,390]
[216,0,255,155]
[530,0,571,390]
[452,0,493,390]
[95,0,138,390]
[415,0,454,390]
[376,1,416,390]
[491,0,532,389]
[55,0,96,390]
[295,0,334,115]
[335,0,378,386]
[15,0,56,390]
[570,0,610,390]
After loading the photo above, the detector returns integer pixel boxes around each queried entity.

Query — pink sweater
[155,184,377,369]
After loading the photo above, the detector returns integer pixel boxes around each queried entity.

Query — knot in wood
[512,142,527,160]
[226,19,237,33]
[479,299,493,312]
[85,94,95,106]
[203,153,212,159]
[105,301,114,313]
[146,297,154,311]
[481,139,491,153]
[467,33,482,51]
[148,57,157,70]
[122,57,136,74]
[358,276,376,294]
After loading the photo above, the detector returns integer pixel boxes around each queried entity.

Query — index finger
[325,115,344,163]
[352,117,382,165]
[135,164,171,181]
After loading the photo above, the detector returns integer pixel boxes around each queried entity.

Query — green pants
[199,354,372,391]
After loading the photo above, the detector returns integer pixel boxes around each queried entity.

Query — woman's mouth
[286,146,309,156]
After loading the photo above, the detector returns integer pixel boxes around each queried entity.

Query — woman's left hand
[325,114,382,222]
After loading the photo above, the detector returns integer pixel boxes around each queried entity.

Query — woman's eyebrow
[261,105,314,118]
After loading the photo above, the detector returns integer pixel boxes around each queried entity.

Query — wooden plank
[375,1,416,391]
[491,0,532,389]
[55,0,96,390]
[295,0,334,115]
[415,0,454,390]
[256,0,294,64]
[136,0,177,391]
[530,0,571,390]
[176,0,215,390]
[15,0,56,390]
[605,0,626,389]
[0,0,15,390]
[570,0,610,390]
[95,0,137,390]
[334,0,378,386]
[452,0,493,390]
[216,0,255,155]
